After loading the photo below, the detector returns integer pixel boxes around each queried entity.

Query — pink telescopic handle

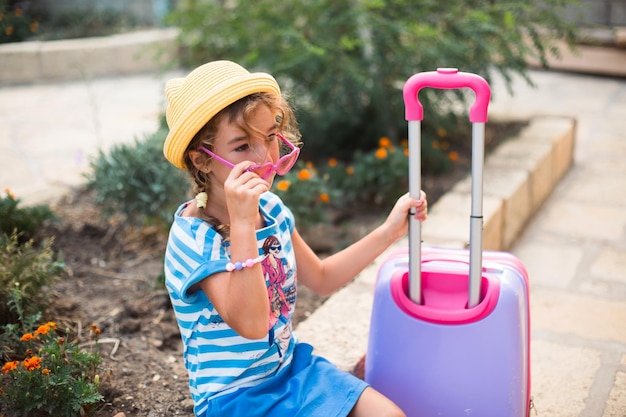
[403,68,491,122]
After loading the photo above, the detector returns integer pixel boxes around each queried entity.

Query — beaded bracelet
[226,255,266,272]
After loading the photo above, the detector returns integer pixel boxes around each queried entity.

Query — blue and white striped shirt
[164,192,298,416]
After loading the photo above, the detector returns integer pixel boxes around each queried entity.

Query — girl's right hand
[223,161,270,225]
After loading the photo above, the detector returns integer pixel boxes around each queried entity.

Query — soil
[23,121,524,416]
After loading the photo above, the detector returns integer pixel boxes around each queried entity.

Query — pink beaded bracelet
[226,255,266,272]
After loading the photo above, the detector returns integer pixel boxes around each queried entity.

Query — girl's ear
[188,150,210,173]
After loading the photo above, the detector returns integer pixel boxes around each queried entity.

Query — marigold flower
[404,148,409,157]
[57,337,65,344]
[5,26,13,36]
[42,368,51,375]
[319,193,330,203]
[305,161,314,169]
[440,141,450,151]
[297,169,311,181]
[346,166,354,175]
[20,333,35,341]
[15,8,23,17]
[276,180,290,192]
[375,148,388,160]
[401,139,408,148]
[328,158,338,167]
[23,356,42,371]
[448,151,459,162]
[29,21,38,33]
[378,137,392,148]
[35,323,52,336]
[436,128,447,138]
[432,140,440,149]
[2,361,19,374]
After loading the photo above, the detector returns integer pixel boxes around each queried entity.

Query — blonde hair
[183,92,300,240]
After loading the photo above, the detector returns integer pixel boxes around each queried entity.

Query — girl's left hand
[384,191,428,242]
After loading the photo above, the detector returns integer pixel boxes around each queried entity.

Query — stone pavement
[0,67,625,417]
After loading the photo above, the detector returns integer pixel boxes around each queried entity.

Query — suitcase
[365,69,531,417]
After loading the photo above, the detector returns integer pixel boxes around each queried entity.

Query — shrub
[166,0,578,164]
[0,232,65,327]
[0,322,104,417]
[272,162,335,230]
[0,189,56,245]
[85,126,190,230]
[0,0,40,44]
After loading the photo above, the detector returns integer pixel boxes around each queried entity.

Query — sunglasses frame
[199,133,300,180]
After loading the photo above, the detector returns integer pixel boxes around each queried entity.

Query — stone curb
[0,28,179,85]
[295,115,577,372]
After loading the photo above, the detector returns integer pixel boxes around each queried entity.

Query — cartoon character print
[261,235,293,329]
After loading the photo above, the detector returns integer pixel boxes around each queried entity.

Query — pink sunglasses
[199,133,300,180]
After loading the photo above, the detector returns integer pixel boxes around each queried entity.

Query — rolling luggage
[365,69,531,417]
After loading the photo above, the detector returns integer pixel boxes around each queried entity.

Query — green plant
[85,126,190,230]
[0,322,104,417]
[0,189,56,244]
[0,0,40,44]
[0,232,64,327]
[272,162,335,230]
[166,0,579,164]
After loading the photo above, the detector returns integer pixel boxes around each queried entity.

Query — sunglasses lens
[276,151,299,175]
[249,163,274,179]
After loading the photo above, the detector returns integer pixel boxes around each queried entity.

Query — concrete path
[0,68,625,417]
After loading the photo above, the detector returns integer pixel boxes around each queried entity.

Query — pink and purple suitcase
[365,69,531,416]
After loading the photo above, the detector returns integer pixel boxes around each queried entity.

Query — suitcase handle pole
[403,68,491,307]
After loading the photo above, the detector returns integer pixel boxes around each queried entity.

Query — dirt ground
[29,120,524,417]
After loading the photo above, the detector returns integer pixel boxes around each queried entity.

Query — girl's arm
[294,192,427,296]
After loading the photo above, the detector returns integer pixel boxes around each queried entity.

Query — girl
[162,60,427,417]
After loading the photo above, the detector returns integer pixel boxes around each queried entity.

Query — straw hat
[163,60,281,169]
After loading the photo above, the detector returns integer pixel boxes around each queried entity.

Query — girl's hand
[383,191,428,242]
[223,161,270,225]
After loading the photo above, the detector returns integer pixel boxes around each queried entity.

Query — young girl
[162,60,427,417]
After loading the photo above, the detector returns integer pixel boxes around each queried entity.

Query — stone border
[0,28,179,85]
[295,116,577,372]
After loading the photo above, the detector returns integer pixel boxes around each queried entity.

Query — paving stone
[514,240,583,288]
[530,340,600,417]
[590,247,626,284]
[603,371,626,417]
[531,289,626,345]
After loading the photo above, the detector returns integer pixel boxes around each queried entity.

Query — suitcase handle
[403,68,491,308]
[403,68,491,122]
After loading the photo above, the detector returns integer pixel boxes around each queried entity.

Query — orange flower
[29,21,38,33]
[448,151,459,162]
[23,356,42,371]
[305,161,314,169]
[276,180,290,192]
[20,333,35,341]
[328,158,338,167]
[297,169,311,181]
[4,26,13,36]
[42,368,51,375]
[2,361,19,374]
[436,128,447,138]
[431,140,440,149]
[35,323,54,336]
[400,139,408,148]
[14,8,23,17]
[346,166,354,175]
[404,148,409,157]
[440,141,450,151]
[319,193,330,203]
[378,137,392,148]
[375,148,388,160]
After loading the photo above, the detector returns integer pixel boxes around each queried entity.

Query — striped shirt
[164,192,298,416]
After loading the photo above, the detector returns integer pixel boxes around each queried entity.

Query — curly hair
[182,92,300,240]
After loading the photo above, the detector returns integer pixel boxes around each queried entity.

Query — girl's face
[209,105,280,184]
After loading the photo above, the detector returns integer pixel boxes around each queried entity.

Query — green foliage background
[166,0,578,162]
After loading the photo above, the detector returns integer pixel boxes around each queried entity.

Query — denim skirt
[205,342,368,417]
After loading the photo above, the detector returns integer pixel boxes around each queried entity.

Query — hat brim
[164,72,281,170]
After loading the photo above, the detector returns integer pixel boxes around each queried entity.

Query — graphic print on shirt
[261,235,295,332]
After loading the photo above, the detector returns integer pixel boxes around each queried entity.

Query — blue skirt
[205,343,368,417]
